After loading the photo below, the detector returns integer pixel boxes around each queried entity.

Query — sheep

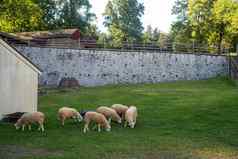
[96,106,122,124]
[83,111,111,133]
[14,112,45,132]
[58,107,83,126]
[124,106,137,128]
[111,104,129,121]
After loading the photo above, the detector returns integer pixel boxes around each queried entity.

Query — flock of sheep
[14,104,138,133]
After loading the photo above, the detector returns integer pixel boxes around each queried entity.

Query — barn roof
[0,38,42,74]
[14,28,80,39]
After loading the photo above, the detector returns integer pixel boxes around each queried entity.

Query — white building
[0,39,41,119]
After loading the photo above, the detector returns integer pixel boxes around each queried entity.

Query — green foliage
[158,32,172,49]
[0,0,96,33]
[142,25,160,44]
[103,0,144,47]
[33,0,59,30]
[171,0,193,44]
[1,78,238,159]
[172,0,238,53]
[83,24,99,39]
[0,0,43,32]
[188,0,216,43]
[211,0,238,47]
[57,0,96,33]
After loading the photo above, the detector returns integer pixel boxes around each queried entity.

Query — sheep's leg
[122,114,125,121]
[83,124,88,133]
[131,122,135,128]
[41,124,45,132]
[28,125,31,131]
[108,118,112,124]
[124,121,127,128]
[62,119,65,126]
[22,125,25,131]
[97,124,101,132]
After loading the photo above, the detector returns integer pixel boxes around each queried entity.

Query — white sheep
[111,104,129,121]
[124,106,138,128]
[14,112,45,132]
[58,107,83,126]
[96,106,122,124]
[83,111,111,133]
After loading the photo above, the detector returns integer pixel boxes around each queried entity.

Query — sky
[89,0,176,33]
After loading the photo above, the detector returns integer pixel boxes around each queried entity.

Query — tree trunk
[218,24,225,54]
[218,33,223,54]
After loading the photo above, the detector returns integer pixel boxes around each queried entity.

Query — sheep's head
[129,122,135,128]
[76,112,83,122]
[14,120,21,130]
[106,125,111,132]
[117,118,122,124]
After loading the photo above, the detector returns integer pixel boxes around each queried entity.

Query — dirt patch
[102,151,201,159]
[0,145,63,159]
[58,77,80,88]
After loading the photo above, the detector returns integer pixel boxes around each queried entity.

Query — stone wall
[16,46,228,87]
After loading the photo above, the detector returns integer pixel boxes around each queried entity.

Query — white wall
[0,44,38,118]
[17,46,229,87]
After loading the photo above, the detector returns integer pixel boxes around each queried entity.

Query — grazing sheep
[58,107,83,126]
[96,106,122,124]
[111,104,129,121]
[125,106,137,128]
[83,112,111,133]
[14,112,45,132]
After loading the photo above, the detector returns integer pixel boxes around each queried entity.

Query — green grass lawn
[1,77,238,159]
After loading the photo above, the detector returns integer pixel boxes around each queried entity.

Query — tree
[33,0,59,30]
[0,0,43,32]
[143,25,153,43]
[158,32,172,50]
[171,0,238,53]
[153,28,160,42]
[142,25,161,47]
[103,0,144,46]
[171,0,193,44]
[211,0,238,53]
[83,24,99,39]
[188,0,217,43]
[56,0,95,33]
[188,0,238,53]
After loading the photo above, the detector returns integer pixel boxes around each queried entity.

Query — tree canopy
[0,0,95,34]
[57,0,95,32]
[0,0,237,53]
[0,0,43,32]
[172,0,238,53]
[103,0,144,46]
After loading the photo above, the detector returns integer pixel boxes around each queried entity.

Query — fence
[228,55,238,79]
[6,38,232,55]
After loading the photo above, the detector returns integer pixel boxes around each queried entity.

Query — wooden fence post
[192,40,195,53]
[228,54,232,79]
[236,43,238,54]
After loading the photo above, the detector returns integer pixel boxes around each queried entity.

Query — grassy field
[1,77,238,159]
